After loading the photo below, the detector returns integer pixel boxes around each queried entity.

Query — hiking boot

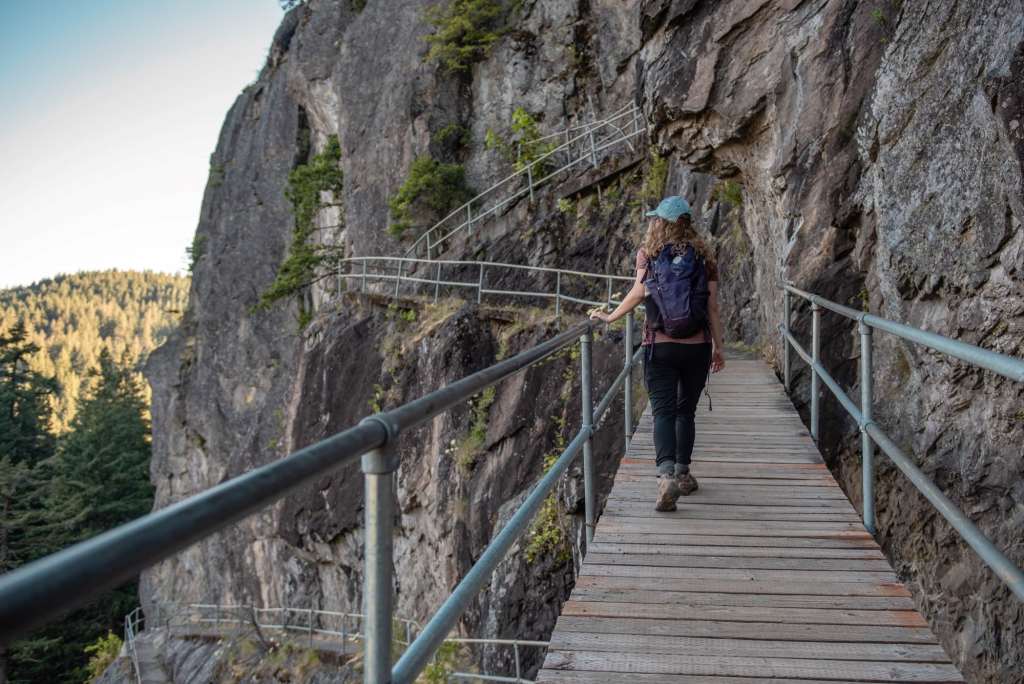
[655,475,680,512]
[677,471,699,496]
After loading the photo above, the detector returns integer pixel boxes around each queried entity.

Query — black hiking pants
[643,342,712,476]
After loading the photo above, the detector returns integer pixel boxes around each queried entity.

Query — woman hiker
[590,195,725,512]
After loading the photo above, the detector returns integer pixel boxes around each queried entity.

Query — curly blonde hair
[641,215,716,267]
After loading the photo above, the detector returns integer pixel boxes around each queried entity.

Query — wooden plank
[597,518,867,535]
[538,671,880,684]
[548,615,938,644]
[586,542,886,560]
[573,575,912,598]
[581,553,894,572]
[591,532,881,549]
[580,564,897,583]
[539,651,963,682]
[560,601,927,627]
[570,588,915,610]
[548,632,951,662]
[601,504,861,522]
[614,475,842,487]
[608,485,850,500]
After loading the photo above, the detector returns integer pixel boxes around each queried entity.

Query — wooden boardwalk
[536,357,963,683]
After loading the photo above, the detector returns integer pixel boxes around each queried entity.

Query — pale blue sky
[0,0,284,288]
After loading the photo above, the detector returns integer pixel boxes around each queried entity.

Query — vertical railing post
[361,260,367,293]
[434,262,441,304]
[859,319,875,535]
[783,289,792,392]
[527,164,535,203]
[589,127,598,167]
[580,328,596,546]
[555,272,562,319]
[466,204,473,233]
[624,312,634,452]
[606,277,613,307]
[514,642,522,683]
[394,261,402,298]
[308,608,314,647]
[360,420,398,684]
[810,302,821,442]
[477,264,484,304]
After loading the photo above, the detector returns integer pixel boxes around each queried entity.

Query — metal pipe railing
[780,283,1024,602]
[2,313,643,683]
[405,103,645,259]
[127,602,545,681]
[339,256,632,316]
[390,320,639,683]
[0,419,385,642]
[0,317,613,643]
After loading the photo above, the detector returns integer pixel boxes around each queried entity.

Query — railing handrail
[780,283,1024,601]
[337,255,635,319]
[403,102,644,259]
[784,284,1024,382]
[124,606,143,684]
[0,309,643,684]
[343,256,634,283]
[0,318,607,643]
[127,601,548,683]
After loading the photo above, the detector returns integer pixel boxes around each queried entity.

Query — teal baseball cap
[645,196,691,220]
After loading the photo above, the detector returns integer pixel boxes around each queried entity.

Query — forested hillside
[0,270,189,431]
[0,270,188,683]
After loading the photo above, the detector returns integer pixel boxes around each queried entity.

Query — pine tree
[4,350,154,684]
[49,350,153,538]
[0,323,57,466]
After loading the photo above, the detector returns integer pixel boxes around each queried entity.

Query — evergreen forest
[0,270,189,683]
[0,270,189,431]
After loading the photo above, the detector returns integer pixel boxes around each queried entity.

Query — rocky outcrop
[639,1,1024,680]
[145,0,647,657]
[144,0,1023,681]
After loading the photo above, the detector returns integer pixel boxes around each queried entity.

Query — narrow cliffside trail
[536,355,964,683]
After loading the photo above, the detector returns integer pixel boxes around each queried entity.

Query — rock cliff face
[639,1,1024,680]
[144,0,1023,681]
[144,2,645,680]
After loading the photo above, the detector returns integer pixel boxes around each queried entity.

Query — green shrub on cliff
[485,107,558,173]
[641,146,668,203]
[423,0,508,73]
[84,632,123,681]
[257,135,344,318]
[388,156,474,239]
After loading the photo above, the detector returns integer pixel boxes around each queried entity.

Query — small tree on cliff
[257,134,345,326]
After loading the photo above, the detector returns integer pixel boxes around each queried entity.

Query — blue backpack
[644,243,710,339]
